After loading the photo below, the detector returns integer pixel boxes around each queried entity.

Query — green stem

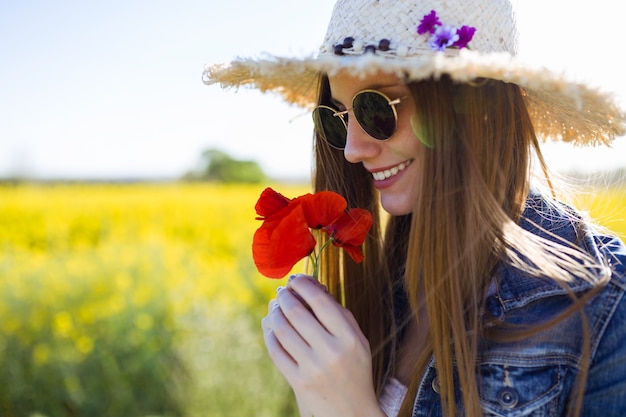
[310,237,333,279]
[308,252,318,279]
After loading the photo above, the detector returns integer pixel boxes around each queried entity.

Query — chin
[380,197,413,216]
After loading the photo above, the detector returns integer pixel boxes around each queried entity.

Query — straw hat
[203,0,625,146]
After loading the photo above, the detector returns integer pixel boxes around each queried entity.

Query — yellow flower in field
[32,343,51,365]
[78,305,96,325]
[53,311,73,338]
[75,336,94,355]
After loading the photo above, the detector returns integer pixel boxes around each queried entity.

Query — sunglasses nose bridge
[343,115,383,163]
[333,107,366,139]
[332,109,349,128]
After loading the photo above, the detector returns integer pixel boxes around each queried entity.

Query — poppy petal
[252,203,316,278]
[328,208,373,246]
[255,187,291,219]
[339,243,365,264]
[296,191,347,229]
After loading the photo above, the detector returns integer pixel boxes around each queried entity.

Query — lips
[370,160,412,181]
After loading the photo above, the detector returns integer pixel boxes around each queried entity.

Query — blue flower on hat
[429,25,459,51]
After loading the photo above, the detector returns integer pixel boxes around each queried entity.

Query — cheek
[395,102,423,147]
[389,116,423,159]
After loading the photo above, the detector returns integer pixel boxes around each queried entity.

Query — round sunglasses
[312,89,405,150]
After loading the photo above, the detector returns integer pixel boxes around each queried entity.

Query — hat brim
[203,50,625,146]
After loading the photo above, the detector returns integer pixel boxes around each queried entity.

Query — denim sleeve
[580,236,626,416]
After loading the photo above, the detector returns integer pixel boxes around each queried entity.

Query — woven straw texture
[204,0,625,146]
[319,0,517,56]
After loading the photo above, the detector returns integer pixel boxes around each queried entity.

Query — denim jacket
[411,192,626,416]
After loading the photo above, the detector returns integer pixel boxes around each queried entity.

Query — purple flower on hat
[429,26,459,52]
[417,10,441,34]
[418,10,476,51]
[452,25,476,49]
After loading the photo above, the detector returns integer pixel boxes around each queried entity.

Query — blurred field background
[0,183,309,417]
[0,181,624,417]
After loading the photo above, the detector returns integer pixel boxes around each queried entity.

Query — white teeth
[372,160,412,181]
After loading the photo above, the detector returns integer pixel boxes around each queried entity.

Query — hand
[261,274,385,417]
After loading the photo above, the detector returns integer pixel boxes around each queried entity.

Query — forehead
[327,70,405,102]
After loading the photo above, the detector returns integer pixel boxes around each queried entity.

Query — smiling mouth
[371,160,413,181]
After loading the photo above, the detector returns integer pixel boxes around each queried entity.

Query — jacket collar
[487,191,618,312]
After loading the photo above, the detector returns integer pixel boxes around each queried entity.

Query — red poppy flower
[255,187,291,219]
[252,202,316,278]
[252,187,373,279]
[323,208,372,263]
[295,191,347,229]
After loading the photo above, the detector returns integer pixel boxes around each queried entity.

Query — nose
[343,118,381,164]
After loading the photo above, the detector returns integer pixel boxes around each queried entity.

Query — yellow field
[1,182,621,313]
[0,182,311,417]
[572,187,626,240]
[0,183,311,311]
[0,182,623,416]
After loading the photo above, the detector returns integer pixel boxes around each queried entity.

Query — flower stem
[310,237,333,279]
[309,252,318,279]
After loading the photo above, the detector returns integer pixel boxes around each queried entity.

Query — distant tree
[183,148,267,183]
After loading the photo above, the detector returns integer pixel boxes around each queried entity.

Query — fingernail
[276,286,285,294]
[272,301,279,310]
[288,274,297,282]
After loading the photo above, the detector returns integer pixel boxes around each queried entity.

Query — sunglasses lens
[352,91,396,140]
[313,106,346,149]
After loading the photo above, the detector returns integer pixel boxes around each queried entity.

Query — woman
[204,0,626,416]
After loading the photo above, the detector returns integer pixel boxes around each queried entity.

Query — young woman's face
[327,71,423,216]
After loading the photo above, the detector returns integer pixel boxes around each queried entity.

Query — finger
[270,293,315,361]
[261,306,276,334]
[278,286,362,358]
[263,319,299,381]
[287,275,357,339]
[277,283,332,334]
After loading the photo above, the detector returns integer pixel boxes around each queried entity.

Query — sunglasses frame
[313,89,405,150]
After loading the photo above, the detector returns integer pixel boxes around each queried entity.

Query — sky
[0,0,624,181]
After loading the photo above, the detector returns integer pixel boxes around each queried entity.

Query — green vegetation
[183,149,267,183]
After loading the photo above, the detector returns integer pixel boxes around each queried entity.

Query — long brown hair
[399,77,531,416]
[312,74,605,416]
